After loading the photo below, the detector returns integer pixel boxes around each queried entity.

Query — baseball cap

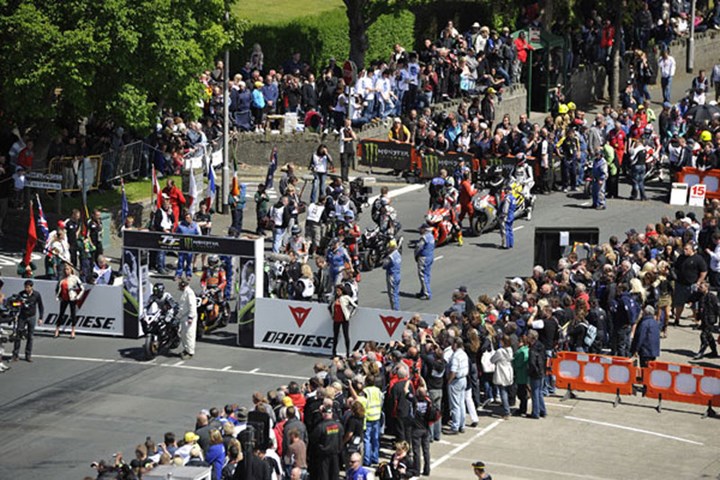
[282,397,294,407]
[184,431,200,443]
[472,460,486,471]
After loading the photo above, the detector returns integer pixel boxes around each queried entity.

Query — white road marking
[435,439,461,447]
[172,360,185,366]
[0,252,42,266]
[430,420,502,470]
[513,226,524,232]
[580,201,590,206]
[546,402,574,409]
[249,367,260,373]
[564,416,704,445]
[31,354,306,380]
[434,255,445,261]
[368,183,425,204]
[453,457,618,480]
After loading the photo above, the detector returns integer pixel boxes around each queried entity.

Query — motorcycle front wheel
[144,336,159,360]
[471,212,489,236]
[361,250,376,271]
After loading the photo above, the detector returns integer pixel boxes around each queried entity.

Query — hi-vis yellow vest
[363,386,383,422]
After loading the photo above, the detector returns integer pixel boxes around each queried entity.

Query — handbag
[481,348,496,373]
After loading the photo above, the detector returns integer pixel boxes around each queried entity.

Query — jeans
[156,250,167,271]
[310,172,327,203]
[411,428,431,476]
[363,419,381,465]
[12,315,35,358]
[591,179,606,208]
[498,385,511,416]
[516,383,529,415]
[176,252,193,278]
[561,157,577,190]
[530,377,547,418]
[428,389,442,441]
[448,377,467,431]
[231,208,244,234]
[661,76,672,103]
[417,256,433,299]
[482,372,498,401]
[272,227,285,253]
[543,349,555,396]
[630,163,647,200]
[386,275,400,310]
[612,324,632,357]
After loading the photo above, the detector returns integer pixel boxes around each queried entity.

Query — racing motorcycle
[0,294,25,345]
[349,176,374,213]
[470,179,530,236]
[196,287,230,338]
[358,227,404,271]
[141,303,181,360]
[425,203,462,246]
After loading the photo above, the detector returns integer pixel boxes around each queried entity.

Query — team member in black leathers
[310,405,344,480]
[12,280,44,363]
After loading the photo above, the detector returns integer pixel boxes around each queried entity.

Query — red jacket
[514,37,533,64]
[162,185,186,225]
[287,392,307,420]
[459,179,477,205]
[601,25,615,49]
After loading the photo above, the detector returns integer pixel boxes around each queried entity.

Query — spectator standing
[12,279,43,362]
[310,405,344,480]
[162,179,186,228]
[254,183,270,236]
[193,202,212,271]
[691,281,719,359]
[310,144,333,204]
[673,242,708,326]
[339,119,357,182]
[328,284,356,358]
[527,330,547,419]
[64,209,81,267]
[415,223,435,300]
[512,335,530,416]
[87,209,104,263]
[153,199,175,274]
[446,337,469,434]
[490,335,514,419]
[711,60,720,103]
[410,386,435,477]
[382,239,402,311]
[175,212,201,280]
[228,183,247,236]
[658,49,676,104]
[630,305,661,367]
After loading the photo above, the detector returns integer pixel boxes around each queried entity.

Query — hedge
[235,8,415,74]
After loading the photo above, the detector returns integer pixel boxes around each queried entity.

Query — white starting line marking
[430,419,502,470]
[513,225,524,232]
[31,354,306,380]
[546,402,574,409]
[368,183,425,204]
[565,416,704,445]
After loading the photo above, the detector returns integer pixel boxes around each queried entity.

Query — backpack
[582,322,598,347]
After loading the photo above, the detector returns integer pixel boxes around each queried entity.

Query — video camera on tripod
[0,294,27,344]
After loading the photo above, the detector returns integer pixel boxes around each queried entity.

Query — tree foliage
[0,0,244,135]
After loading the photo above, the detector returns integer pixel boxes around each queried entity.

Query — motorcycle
[0,294,25,344]
[470,180,530,236]
[196,287,230,338]
[349,176,374,213]
[358,226,404,271]
[425,203,462,246]
[141,304,180,360]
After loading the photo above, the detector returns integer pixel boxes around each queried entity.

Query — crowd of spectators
[91,197,720,480]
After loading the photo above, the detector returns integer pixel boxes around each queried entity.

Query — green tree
[0,0,243,141]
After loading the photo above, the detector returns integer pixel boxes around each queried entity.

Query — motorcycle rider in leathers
[512,152,535,220]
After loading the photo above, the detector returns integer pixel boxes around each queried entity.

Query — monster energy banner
[359,140,412,170]
[419,151,474,179]
[123,230,256,256]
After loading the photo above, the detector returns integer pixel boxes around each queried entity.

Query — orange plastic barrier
[642,361,720,414]
[552,351,639,405]
[676,167,720,200]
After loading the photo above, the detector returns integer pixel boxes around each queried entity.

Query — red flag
[24,201,37,266]
[152,165,162,209]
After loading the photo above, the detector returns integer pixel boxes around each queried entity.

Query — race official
[415,224,435,300]
[178,278,198,360]
[383,239,402,310]
[12,279,44,362]
[499,185,515,249]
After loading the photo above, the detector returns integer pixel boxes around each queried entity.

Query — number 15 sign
[689,184,706,207]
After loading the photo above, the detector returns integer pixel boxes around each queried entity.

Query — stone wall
[229,85,528,167]
[567,30,720,108]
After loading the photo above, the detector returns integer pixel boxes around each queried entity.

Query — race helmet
[516,152,526,164]
[558,104,569,115]
[152,283,165,296]
[700,130,712,142]
[644,124,654,134]
[208,255,220,267]
[567,101,577,111]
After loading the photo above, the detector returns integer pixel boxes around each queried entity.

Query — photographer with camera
[12,279,43,363]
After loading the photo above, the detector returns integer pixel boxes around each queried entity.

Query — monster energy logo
[423,154,439,178]
[182,237,193,250]
[364,142,378,166]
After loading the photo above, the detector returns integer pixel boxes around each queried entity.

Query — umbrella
[685,103,720,124]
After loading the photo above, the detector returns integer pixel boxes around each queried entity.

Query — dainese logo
[379,315,403,337]
[289,306,312,328]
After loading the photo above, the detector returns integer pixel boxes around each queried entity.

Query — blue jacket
[383,249,402,279]
[415,231,435,259]
[327,245,350,277]
[206,443,225,480]
[631,314,660,358]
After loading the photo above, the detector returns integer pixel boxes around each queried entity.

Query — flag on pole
[265,147,278,190]
[120,178,129,227]
[188,167,199,215]
[36,194,49,241]
[206,166,216,211]
[24,201,37,266]
[152,165,162,209]
[230,173,240,197]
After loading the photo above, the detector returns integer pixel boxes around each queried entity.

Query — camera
[0,295,26,344]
